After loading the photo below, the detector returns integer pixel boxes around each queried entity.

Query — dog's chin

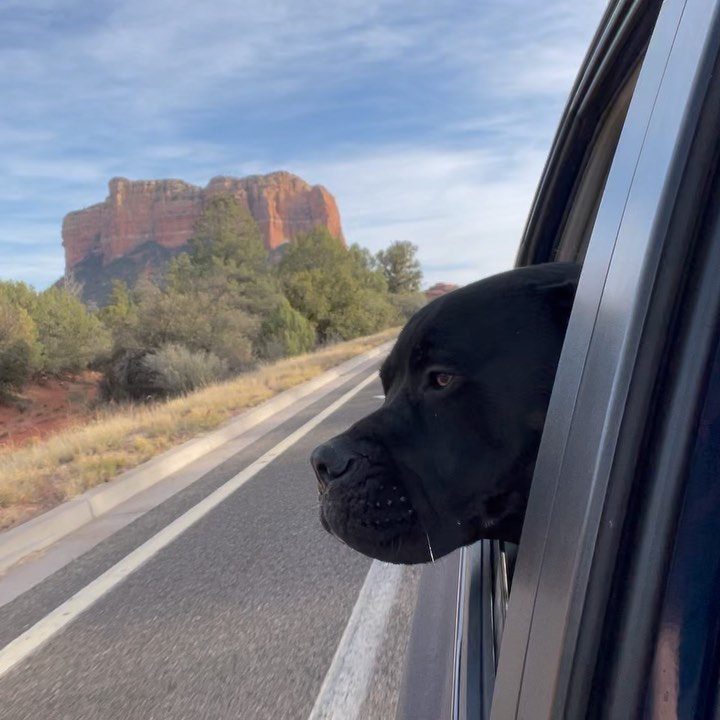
[320,488,525,563]
[319,505,425,564]
[319,501,454,564]
[319,498,475,565]
[317,466,438,563]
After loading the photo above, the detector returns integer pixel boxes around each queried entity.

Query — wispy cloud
[296,143,548,287]
[0,0,607,289]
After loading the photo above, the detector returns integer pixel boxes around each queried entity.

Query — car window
[448,5,666,720]
[553,64,641,264]
[515,0,662,268]
[490,13,647,646]
[493,10,654,640]
[488,1,720,717]
[570,32,720,714]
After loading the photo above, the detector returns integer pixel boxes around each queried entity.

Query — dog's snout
[311,439,353,489]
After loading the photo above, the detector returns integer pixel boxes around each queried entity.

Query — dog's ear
[536,263,580,330]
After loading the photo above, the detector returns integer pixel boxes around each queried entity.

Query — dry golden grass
[0,329,397,530]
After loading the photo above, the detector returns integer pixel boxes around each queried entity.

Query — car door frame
[395,0,720,717]
[491,0,720,718]
[448,1,665,718]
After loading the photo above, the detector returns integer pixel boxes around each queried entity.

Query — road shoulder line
[0,371,379,680]
[307,561,405,720]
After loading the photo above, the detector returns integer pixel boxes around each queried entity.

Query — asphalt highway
[0,362,422,720]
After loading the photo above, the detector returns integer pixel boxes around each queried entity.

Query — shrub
[99,349,158,402]
[100,344,229,401]
[0,341,36,401]
[143,343,229,397]
[277,228,397,343]
[132,279,257,372]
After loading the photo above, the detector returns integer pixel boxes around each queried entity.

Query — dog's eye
[429,372,454,389]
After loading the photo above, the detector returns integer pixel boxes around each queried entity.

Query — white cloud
[3,158,107,184]
[295,143,547,288]
[0,0,607,123]
[0,254,64,288]
[0,0,610,289]
[0,230,65,288]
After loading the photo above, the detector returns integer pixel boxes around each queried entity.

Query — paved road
[0,360,422,719]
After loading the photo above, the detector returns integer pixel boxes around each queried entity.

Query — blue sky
[0,0,607,291]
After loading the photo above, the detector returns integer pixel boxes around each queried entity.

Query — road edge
[0,341,393,574]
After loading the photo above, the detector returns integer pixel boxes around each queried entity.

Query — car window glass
[554,64,641,264]
[516,0,663,268]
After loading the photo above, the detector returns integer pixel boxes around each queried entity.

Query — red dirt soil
[0,372,101,449]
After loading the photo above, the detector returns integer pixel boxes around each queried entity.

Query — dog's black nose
[311,439,353,490]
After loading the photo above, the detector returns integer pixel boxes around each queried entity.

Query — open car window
[515,0,662,268]
[492,55,644,624]
[492,0,720,717]
[553,64,641,264]
[398,3,667,720]
[490,0,660,647]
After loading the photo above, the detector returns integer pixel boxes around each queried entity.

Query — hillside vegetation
[1,194,425,403]
[0,328,397,531]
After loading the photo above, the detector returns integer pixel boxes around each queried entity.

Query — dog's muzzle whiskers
[425,531,436,564]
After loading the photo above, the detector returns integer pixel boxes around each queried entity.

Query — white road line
[0,371,379,680]
[308,561,404,720]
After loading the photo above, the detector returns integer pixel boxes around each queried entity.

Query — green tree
[97,280,139,349]
[33,286,111,373]
[0,280,39,314]
[184,195,279,317]
[376,241,423,294]
[188,194,267,275]
[388,291,427,321]
[257,297,316,360]
[0,294,42,398]
[131,278,257,370]
[349,244,388,293]
[277,228,395,342]
[168,194,282,348]
[103,194,286,369]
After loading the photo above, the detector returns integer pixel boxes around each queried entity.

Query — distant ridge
[61,171,345,305]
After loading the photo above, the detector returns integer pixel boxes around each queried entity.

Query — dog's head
[311,263,580,564]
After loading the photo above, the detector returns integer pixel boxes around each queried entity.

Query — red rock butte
[424,282,460,301]
[62,171,345,272]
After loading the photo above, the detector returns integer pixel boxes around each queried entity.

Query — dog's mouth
[313,439,526,562]
[318,468,431,563]
[321,479,525,563]
[319,476,416,529]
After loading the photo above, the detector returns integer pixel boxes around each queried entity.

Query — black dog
[311,263,580,564]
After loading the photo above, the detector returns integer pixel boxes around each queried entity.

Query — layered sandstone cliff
[62,172,344,272]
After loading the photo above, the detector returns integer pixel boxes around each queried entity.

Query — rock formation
[63,172,344,271]
[424,282,460,301]
[62,171,345,305]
